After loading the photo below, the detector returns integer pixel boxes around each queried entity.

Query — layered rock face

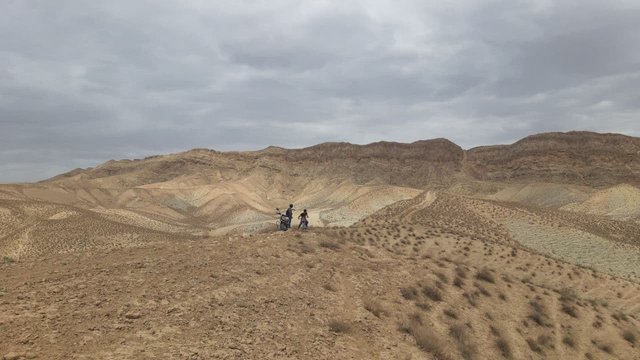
[466,132,640,186]
[46,138,466,189]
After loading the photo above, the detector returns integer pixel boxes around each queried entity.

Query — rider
[285,204,294,229]
[298,209,309,229]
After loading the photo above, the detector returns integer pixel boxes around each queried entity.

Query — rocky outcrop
[42,131,640,188]
[466,132,640,186]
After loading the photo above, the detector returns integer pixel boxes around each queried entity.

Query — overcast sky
[2,0,640,182]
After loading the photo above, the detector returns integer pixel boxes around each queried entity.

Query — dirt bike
[276,209,289,231]
[298,219,309,230]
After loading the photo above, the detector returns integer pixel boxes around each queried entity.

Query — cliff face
[45,139,466,189]
[44,131,640,189]
[466,132,640,186]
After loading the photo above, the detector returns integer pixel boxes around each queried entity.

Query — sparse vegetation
[449,324,477,360]
[401,286,419,300]
[598,342,614,354]
[622,330,637,345]
[363,299,387,318]
[443,308,458,319]
[423,285,443,302]
[322,283,337,292]
[319,240,341,250]
[526,338,543,353]
[528,299,551,327]
[2,256,15,263]
[496,338,512,359]
[399,317,453,360]
[328,320,351,333]
[476,268,495,283]
[561,303,578,318]
[562,335,575,348]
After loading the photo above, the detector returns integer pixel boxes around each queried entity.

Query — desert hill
[1,131,640,257]
[2,189,640,359]
[1,131,640,359]
[467,132,640,186]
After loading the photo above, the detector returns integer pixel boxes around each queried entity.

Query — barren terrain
[1,131,640,359]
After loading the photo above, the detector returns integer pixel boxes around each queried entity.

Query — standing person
[298,209,309,229]
[285,204,294,229]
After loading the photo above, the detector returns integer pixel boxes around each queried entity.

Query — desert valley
[1,131,640,359]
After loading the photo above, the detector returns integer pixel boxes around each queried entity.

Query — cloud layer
[2,0,640,182]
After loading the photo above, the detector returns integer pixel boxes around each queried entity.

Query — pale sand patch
[48,211,78,220]
[507,219,640,280]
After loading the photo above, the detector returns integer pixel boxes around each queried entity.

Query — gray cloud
[1,0,640,182]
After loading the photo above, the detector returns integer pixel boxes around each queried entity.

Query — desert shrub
[319,240,341,250]
[559,287,577,302]
[563,335,575,348]
[462,292,478,307]
[415,302,431,311]
[476,268,495,283]
[496,338,512,359]
[322,283,337,292]
[455,266,468,279]
[435,272,449,284]
[423,285,443,302]
[328,320,351,333]
[622,330,637,345]
[454,277,464,288]
[561,303,579,318]
[537,334,554,349]
[475,283,491,297]
[528,300,551,327]
[598,342,613,354]
[612,311,629,322]
[526,338,543,353]
[449,324,477,360]
[401,286,419,300]
[406,323,454,360]
[2,256,15,263]
[443,309,458,319]
[363,299,387,318]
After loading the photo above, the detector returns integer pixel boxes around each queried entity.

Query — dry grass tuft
[399,318,454,360]
[561,303,579,318]
[495,337,512,359]
[528,300,551,327]
[597,342,614,354]
[526,338,543,354]
[455,266,468,279]
[562,335,575,348]
[363,299,387,318]
[449,324,477,360]
[423,285,443,302]
[622,330,637,345]
[443,308,458,319]
[401,286,419,301]
[559,287,577,302]
[476,268,495,283]
[319,240,342,251]
[322,283,337,292]
[328,319,351,333]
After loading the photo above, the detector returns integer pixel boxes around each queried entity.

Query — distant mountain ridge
[45,131,640,187]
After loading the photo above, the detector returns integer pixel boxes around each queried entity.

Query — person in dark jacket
[285,204,294,229]
[298,209,309,229]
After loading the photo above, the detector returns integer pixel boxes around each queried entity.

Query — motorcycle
[276,208,289,231]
